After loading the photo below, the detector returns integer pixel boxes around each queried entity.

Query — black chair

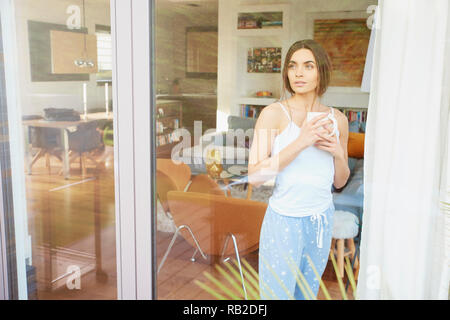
[26,116,63,174]
[66,121,104,176]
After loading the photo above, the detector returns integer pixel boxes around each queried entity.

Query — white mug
[306,112,337,137]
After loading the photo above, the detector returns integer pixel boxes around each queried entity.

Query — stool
[331,210,359,278]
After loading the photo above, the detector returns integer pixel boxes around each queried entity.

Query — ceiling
[156,0,218,18]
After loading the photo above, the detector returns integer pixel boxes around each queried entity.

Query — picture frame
[247,47,282,73]
[305,11,372,92]
[185,26,218,79]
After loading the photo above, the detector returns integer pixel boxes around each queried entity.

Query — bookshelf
[336,106,368,133]
[232,4,291,119]
[155,100,183,158]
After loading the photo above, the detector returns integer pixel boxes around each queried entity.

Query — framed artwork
[50,30,98,74]
[247,47,281,73]
[237,11,283,29]
[306,11,371,88]
[28,20,90,81]
[185,26,218,79]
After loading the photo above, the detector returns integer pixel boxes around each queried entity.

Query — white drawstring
[310,211,328,248]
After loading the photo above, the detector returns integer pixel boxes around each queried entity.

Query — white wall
[13,0,111,116]
[218,0,378,131]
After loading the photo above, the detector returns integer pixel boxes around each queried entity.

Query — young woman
[248,39,350,300]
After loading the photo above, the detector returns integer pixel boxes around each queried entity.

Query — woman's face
[287,48,319,95]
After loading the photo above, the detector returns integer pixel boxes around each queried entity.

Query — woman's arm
[248,104,331,188]
[333,112,350,189]
[314,110,350,189]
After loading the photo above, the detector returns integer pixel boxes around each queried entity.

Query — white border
[0,0,29,300]
[111,0,153,300]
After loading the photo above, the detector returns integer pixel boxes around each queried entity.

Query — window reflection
[12,0,116,299]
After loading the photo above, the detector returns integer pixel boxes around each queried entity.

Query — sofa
[201,115,257,149]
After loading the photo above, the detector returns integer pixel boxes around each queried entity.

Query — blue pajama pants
[258,203,334,300]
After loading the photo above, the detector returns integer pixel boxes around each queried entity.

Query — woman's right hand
[297,113,332,149]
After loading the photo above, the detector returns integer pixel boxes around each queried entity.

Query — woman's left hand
[314,132,345,159]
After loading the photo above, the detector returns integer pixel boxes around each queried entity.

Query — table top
[22,112,113,128]
[23,118,99,129]
[84,112,114,120]
[180,145,249,161]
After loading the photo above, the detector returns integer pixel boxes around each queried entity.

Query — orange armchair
[158,191,268,299]
[156,158,192,191]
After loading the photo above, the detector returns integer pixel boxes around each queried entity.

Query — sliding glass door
[0,0,154,300]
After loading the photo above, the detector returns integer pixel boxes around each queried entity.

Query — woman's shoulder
[328,106,347,123]
[255,102,284,129]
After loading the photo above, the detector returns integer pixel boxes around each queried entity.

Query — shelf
[238,97,277,106]
[157,115,179,120]
[235,28,284,37]
[156,128,176,136]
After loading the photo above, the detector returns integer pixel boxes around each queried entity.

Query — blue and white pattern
[258,203,335,300]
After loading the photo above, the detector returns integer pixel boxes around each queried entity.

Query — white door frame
[111,0,155,300]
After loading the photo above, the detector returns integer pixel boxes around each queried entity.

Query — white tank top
[268,102,340,218]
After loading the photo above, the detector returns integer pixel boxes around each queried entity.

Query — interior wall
[13,0,111,116]
[155,0,218,94]
[218,0,378,129]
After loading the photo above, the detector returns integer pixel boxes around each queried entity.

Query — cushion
[348,157,357,174]
[227,116,257,148]
[349,121,360,133]
[332,210,359,239]
[228,116,257,131]
[360,122,366,133]
[347,132,365,158]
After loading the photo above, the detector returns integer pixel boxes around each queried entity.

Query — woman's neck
[289,92,319,112]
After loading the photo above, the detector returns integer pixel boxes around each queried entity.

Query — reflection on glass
[9,0,116,299]
[154,0,371,300]
[205,149,223,179]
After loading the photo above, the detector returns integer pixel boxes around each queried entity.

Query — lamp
[74,0,95,68]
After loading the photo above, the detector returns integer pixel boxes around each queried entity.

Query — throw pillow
[347,132,365,158]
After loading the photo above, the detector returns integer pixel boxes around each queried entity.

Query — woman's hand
[296,113,333,150]
[314,131,345,159]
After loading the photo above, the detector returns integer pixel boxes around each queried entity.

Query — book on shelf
[155,131,180,147]
[241,104,264,118]
[336,107,368,133]
[337,109,367,123]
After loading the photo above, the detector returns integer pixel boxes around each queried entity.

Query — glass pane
[3,0,116,299]
[154,0,374,300]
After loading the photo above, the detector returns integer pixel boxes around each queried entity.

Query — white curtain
[358,0,450,299]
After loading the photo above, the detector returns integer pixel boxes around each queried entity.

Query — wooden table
[83,112,114,120]
[179,145,252,198]
[221,175,253,199]
[23,118,99,179]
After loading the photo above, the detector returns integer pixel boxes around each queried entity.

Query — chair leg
[336,239,345,278]
[221,233,248,300]
[29,149,46,173]
[157,224,207,274]
[345,239,361,292]
[220,234,231,263]
[330,238,336,260]
[81,153,87,176]
[347,238,356,261]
